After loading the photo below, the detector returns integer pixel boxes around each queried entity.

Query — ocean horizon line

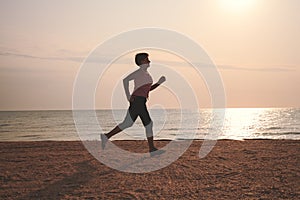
[1,138,300,143]
[0,107,299,112]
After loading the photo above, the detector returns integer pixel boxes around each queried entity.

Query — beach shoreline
[1,140,299,199]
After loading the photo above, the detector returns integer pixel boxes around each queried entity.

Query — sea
[0,108,299,141]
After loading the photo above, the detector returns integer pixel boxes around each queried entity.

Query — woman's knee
[118,120,134,130]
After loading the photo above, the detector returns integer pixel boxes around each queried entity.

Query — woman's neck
[139,65,148,71]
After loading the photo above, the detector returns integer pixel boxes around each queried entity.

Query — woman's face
[140,57,151,68]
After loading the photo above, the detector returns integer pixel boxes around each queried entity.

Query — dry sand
[1,140,299,199]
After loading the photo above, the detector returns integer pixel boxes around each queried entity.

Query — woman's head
[135,53,150,66]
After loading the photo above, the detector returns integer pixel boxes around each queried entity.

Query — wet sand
[1,140,299,199]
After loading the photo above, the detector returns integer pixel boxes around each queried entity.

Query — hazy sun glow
[219,0,256,12]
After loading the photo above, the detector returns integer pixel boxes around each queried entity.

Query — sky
[0,0,299,110]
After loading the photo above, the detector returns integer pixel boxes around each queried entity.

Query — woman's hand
[129,95,135,102]
[158,76,166,84]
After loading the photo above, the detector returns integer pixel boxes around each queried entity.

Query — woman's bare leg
[105,126,122,139]
[147,136,156,152]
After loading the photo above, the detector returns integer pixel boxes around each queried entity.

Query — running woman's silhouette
[101,53,166,155]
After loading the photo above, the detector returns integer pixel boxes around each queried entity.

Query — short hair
[135,53,149,66]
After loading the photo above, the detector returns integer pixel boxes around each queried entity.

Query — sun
[219,0,256,12]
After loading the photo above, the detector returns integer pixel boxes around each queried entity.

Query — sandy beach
[1,140,299,199]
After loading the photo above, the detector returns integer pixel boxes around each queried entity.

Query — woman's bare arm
[150,76,166,91]
[123,71,138,101]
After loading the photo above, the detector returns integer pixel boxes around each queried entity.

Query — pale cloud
[217,64,296,72]
[154,60,296,72]
[0,51,84,63]
[0,49,296,73]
